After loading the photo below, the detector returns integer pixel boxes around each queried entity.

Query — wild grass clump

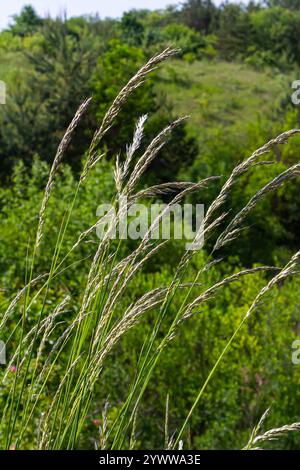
[0,48,299,450]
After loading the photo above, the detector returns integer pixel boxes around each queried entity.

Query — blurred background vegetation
[0,1,300,449]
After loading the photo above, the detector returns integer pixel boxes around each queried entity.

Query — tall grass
[0,49,299,450]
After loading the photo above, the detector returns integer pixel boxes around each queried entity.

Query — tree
[180,0,218,34]
[91,40,155,155]
[159,23,205,57]
[250,7,300,65]
[91,40,198,183]
[121,11,145,46]
[9,5,43,37]
[266,0,300,9]
[0,17,98,179]
[218,4,253,60]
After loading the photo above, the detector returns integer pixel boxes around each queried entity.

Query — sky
[0,0,180,30]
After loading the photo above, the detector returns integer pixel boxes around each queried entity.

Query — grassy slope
[157,59,290,144]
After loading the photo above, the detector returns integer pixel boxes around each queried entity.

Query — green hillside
[158,59,290,141]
